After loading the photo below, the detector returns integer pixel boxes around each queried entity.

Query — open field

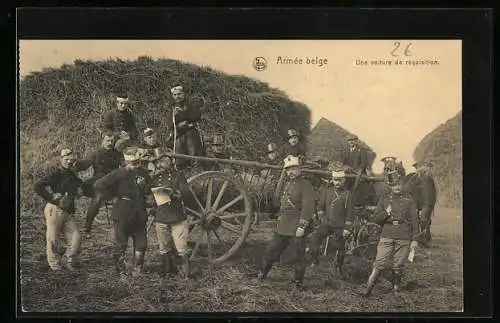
[19,203,462,313]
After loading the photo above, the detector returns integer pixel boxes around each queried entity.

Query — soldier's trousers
[372,237,410,272]
[309,224,345,265]
[113,216,147,273]
[44,203,81,268]
[420,206,434,243]
[175,128,205,169]
[155,220,189,256]
[84,194,104,232]
[262,233,306,282]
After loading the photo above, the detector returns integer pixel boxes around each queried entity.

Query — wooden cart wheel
[184,171,253,265]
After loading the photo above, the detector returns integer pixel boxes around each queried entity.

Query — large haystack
[413,110,462,208]
[20,57,311,210]
[307,117,376,168]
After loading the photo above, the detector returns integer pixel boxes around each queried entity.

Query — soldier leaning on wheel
[94,147,154,278]
[150,155,191,279]
[258,155,315,289]
[74,132,124,237]
[308,164,353,277]
[363,175,419,297]
[34,149,84,272]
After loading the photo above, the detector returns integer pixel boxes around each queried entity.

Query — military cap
[283,155,300,169]
[123,147,139,162]
[267,143,277,153]
[143,128,155,137]
[412,161,434,168]
[170,85,184,94]
[287,128,299,138]
[212,134,225,146]
[60,148,74,158]
[115,94,130,103]
[381,156,397,163]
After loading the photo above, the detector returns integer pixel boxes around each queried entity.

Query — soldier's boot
[257,260,273,281]
[392,269,403,296]
[178,253,191,279]
[131,251,145,277]
[363,268,381,297]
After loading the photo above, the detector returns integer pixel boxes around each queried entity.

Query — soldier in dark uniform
[205,134,235,173]
[102,94,139,152]
[308,164,353,276]
[34,149,84,271]
[412,161,437,247]
[381,156,406,178]
[285,129,306,162]
[363,177,419,297]
[258,155,315,288]
[137,128,164,175]
[76,132,124,237]
[94,147,153,278]
[150,156,191,279]
[167,85,205,169]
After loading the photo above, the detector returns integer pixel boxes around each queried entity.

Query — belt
[388,220,405,225]
[120,197,132,201]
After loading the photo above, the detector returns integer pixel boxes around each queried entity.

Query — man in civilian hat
[285,129,306,163]
[102,93,139,152]
[167,84,205,169]
[150,155,191,279]
[76,132,124,237]
[308,163,353,276]
[363,176,419,297]
[94,147,154,278]
[412,161,437,247]
[257,155,315,289]
[341,135,369,174]
[34,148,84,271]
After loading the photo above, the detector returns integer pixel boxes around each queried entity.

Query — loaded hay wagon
[144,149,388,265]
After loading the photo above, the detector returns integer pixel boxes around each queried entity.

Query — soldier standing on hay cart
[102,94,139,152]
[94,147,154,278]
[167,84,205,170]
[257,155,315,289]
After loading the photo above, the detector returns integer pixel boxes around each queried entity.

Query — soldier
[137,128,164,174]
[34,149,84,271]
[341,135,369,174]
[285,129,306,162]
[363,176,419,297]
[412,161,437,247]
[206,134,235,173]
[168,85,205,169]
[308,164,352,276]
[381,156,406,178]
[257,155,315,288]
[150,155,191,279]
[266,143,280,165]
[94,147,153,278]
[77,132,124,237]
[102,94,139,151]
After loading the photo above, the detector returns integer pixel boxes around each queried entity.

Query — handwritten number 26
[391,42,412,57]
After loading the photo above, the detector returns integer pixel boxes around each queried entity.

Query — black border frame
[10,7,493,320]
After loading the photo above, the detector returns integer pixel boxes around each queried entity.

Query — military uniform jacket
[102,108,139,141]
[276,177,315,236]
[419,174,436,208]
[373,193,419,241]
[34,166,84,213]
[152,170,189,225]
[317,186,352,229]
[341,145,369,172]
[170,101,202,137]
[94,168,153,223]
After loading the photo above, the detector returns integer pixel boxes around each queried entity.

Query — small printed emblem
[253,57,267,71]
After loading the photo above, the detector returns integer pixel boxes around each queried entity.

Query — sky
[19,40,461,173]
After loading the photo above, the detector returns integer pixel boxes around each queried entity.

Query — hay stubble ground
[19,203,462,313]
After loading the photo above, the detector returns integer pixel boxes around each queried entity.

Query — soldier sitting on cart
[308,163,353,277]
[150,155,192,279]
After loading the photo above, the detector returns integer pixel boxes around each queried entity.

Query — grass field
[19,202,463,313]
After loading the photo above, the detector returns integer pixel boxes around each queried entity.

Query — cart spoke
[205,178,213,210]
[212,229,224,244]
[219,212,248,220]
[212,180,229,210]
[219,220,242,234]
[185,206,203,219]
[217,194,244,214]
[188,185,205,213]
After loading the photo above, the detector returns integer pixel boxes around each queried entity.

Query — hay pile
[413,111,462,208]
[307,117,376,168]
[20,57,311,210]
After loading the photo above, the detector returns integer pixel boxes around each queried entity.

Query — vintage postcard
[18,39,463,313]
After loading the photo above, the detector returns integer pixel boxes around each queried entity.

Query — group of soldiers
[33,83,437,297]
